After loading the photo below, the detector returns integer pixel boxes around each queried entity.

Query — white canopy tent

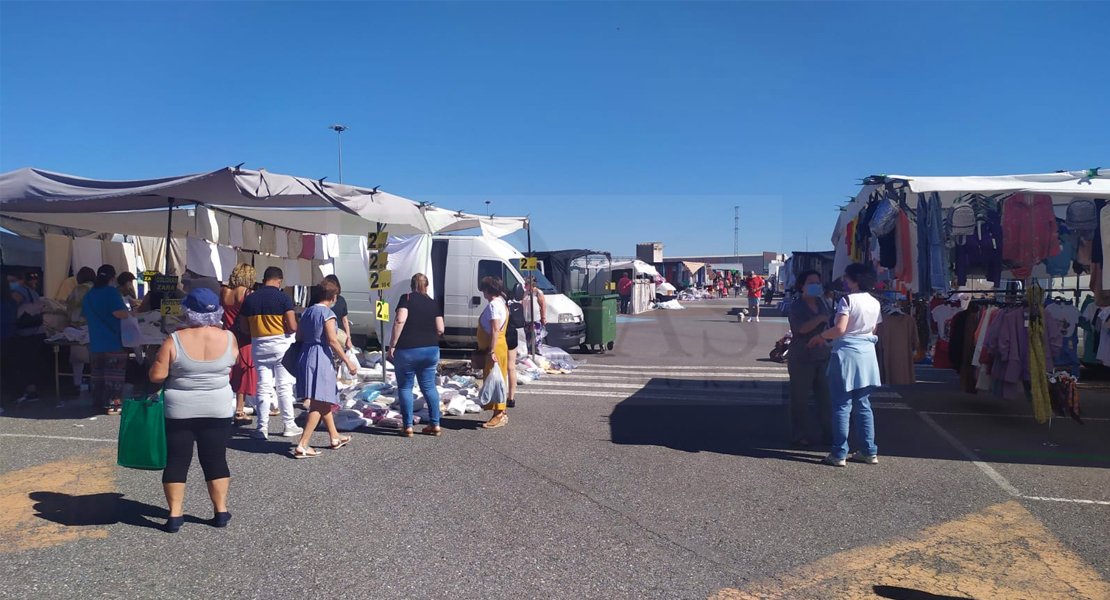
[832,169,1110,279]
[0,166,527,239]
[1,167,530,312]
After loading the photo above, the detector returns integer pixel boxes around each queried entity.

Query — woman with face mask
[807,262,882,467]
[786,270,833,447]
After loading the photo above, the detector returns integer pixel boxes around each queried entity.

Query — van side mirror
[512,283,525,302]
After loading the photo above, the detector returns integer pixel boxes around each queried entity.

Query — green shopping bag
[117,389,167,470]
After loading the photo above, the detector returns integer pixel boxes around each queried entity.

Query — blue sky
[2,2,1107,257]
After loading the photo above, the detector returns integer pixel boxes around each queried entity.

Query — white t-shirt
[932,304,961,342]
[479,297,507,335]
[835,293,882,337]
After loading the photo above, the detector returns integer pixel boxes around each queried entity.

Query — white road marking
[576,364,786,372]
[519,388,785,404]
[917,412,1022,497]
[1020,495,1110,506]
[921,411,1110,422]
[872,402,912,410]
[870,391,903,398]
[0,433,114,443]
[541,372,790,380]
[525,380,786,391]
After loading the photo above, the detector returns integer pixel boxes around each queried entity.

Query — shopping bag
[120,316,143,348]
[338,348,360,383]
[476,366,506,409]
[117,390,167,470]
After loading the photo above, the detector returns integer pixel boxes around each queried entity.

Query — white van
[335,234,585,349]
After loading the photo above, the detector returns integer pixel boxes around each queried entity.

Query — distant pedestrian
[808,262,881,467]
[388,273,445,436]
[82,265,131,414]
[786,270,832,447]
[148,287,238,533]
[220,263,256,427]
[617,273,633,314]
[239,266,302,440]
[477,276,509,429]
[291,278,358,457]
[744,270,765,323]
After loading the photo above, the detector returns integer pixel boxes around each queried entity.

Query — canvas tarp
[832,170,1110,278]
[0,166,528,238]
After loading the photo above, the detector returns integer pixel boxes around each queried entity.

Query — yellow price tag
[605,281,616,291]
[368,251,389,271]
[521,257,538,271]
[369,269,392,291]
[375,300,390,322]
[367,231,389,250]
[161,298,182,317]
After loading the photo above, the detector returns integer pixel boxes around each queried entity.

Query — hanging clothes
[72,237,104,273]
[241,220,261,252]
[955,210,1003,286]
[1043,223,1074,277]
[275,229,289,258]
[1078,296,1100,364]
[876,312,917,385]
[44,233,73,301]
[287,230,303,260]
[194,206,219,243]
[931,302,961,369]
[217,246,236,282]
[215,212,232,247]
[1028,286,1052,424]
[1002,193,1059,279]
[228,216,245,248]
[260,225,278,256]
[300,234,315,260]
[1044,300,1080,376]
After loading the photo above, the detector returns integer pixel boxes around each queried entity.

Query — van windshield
[511,259,559,294]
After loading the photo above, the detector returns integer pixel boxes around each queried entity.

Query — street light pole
[328,124,348,184]
[485,200,491,216]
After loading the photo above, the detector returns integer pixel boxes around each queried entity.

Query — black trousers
[163,417,232,484]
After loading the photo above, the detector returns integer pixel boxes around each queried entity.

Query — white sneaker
[279,425,304,438]
[822,454,847,467]
[746,317,754,323]
[850,452,879,465]
[755,316,761,322]
[250,430,269,440]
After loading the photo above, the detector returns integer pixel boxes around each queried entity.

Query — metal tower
[733,205,739,256]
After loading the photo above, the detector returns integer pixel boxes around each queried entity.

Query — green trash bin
[573,293,618,352]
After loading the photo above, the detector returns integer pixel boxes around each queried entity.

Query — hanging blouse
[1001,193,1059,279]
[955,210,1003,286]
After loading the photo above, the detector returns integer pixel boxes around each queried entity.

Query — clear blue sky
[2,2,1107,257]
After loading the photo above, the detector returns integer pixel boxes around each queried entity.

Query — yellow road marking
[711,501,1110,600]
[0,449,116,553]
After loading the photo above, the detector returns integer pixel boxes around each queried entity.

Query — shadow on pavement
[608,376,1110,469]
[28,491,178,530]
[873,585,974,600]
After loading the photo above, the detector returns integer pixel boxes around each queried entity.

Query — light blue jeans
[394,346,441,427]
[830,385,878,460]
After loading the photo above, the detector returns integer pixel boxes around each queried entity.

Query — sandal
[106,401,123,416]
[421,425,442,436]
[400,427,414,438]
[292,446,320,459]
[269,407,280,417]
[482,413,508,429]
[330,436,351,449]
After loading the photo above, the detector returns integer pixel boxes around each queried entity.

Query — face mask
[804,284,823,297]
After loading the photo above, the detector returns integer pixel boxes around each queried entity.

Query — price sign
[141,270,158,282]
[605,281,616,291]
[520,257,538,271]
[367,231,389,250]
[369,269,392,291]
[160,298,182,317]
[375,300,390,322]
[368,251,389,271]
[152,275,179,293]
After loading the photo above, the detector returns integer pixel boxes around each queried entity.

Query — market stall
[0,166,531,396]
[830,169,1109,424]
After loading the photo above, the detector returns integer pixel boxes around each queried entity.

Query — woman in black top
[387,273,445,437]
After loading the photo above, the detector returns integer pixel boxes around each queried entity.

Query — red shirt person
[744,271,765,322]
[617,274,633,314]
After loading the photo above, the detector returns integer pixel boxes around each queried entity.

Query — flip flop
[292,446,320,459]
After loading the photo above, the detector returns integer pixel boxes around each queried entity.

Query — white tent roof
[0,167,528,238]
[609,259,662,279]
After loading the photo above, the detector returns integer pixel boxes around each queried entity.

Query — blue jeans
[394,346,442,427]
[830,385,878,460]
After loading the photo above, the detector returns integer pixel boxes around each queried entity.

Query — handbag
[117,388,167,470]
[282,340,302,374]
[469,348,487,372]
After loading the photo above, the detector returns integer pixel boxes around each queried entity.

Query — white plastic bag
[476,367,506,409]
[338,349,360,383]
[120,316,143,348]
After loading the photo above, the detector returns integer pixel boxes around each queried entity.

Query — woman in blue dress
[293,278,359,458]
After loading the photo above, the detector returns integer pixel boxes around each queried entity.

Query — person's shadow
[873,585,974,600]
[28,491,188,530]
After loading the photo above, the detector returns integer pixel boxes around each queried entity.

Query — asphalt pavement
[2,298,1108,600]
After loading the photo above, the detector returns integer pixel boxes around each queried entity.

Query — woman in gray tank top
[149,288,240,533]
